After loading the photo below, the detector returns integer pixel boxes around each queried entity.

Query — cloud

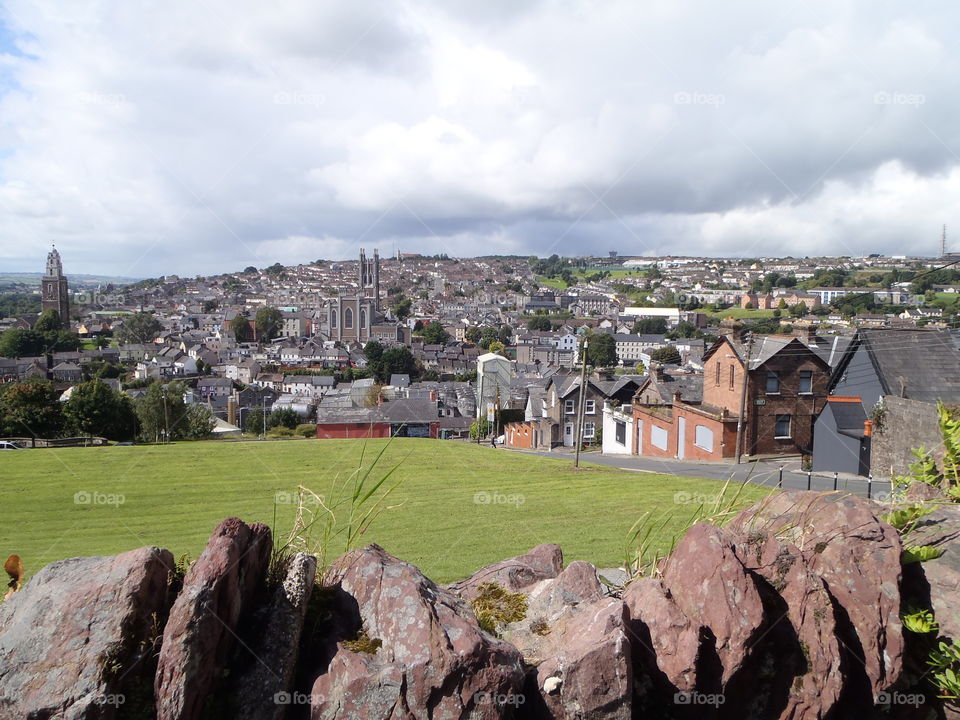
[1,0,959,275]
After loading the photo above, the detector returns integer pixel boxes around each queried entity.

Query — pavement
[504,446,893,500]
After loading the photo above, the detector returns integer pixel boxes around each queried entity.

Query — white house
[602,402,635,455]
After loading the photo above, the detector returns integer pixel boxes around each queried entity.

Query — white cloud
[1,0,960,275]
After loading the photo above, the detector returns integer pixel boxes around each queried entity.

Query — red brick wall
[316,423,391,439]
[505,422,536,449]
[703,347,744,415]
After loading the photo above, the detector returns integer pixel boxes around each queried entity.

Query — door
[564,423,574,446]
[636,420,643,455]
[677,417,686,460]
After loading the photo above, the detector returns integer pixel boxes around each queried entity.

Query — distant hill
[0,272,144,290]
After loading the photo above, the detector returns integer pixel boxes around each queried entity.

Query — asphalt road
[506,447,893,500]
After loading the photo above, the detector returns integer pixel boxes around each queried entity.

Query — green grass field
[0,439,769,582]
[708,308,778,320]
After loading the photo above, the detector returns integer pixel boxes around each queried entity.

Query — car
[0,441,23,450]
[114,441,134,446]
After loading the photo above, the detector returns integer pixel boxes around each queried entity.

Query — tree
[117,312,162,345]
[269,407,300,430]
[498,325,513,344]
[135,382,187,442]
[586,333,618,367]
[420,321,450,345]
[244,407,267,435]
[243,266,258,274]
[183,404,216,439]
[364,340,384,364]
[650,346,682,365]
[63,381,136,441]
[527,315,552,331]
[632,317,668,335]
[0,378,64,440]
[464,326,482,343]
[488,341,506,356]
[391,297,412,321]
[375,346,416,382]
[255,307,283,341]
[790,302,808,318]
[34,309,62,333]
[230,314,251,342]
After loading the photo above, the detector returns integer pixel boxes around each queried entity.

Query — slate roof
[827,399,868,437]
[856,328,960,403]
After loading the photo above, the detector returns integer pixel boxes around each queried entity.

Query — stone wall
[870,395,941,478]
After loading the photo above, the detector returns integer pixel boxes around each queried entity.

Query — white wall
[602,403,634,455]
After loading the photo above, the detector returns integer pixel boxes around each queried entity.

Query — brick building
[631,334,830,460]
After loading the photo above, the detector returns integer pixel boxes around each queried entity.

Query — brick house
[631,334,830,460]
[703,334,830,457]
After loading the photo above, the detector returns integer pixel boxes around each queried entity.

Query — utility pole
[162,386,170,445]
[575,338,589,468]
[262,395,267,439]
[476,370,484,444]
[734,333,754,464]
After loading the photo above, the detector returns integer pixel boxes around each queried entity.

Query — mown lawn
[708,308,778,320]
[0,439,769,582]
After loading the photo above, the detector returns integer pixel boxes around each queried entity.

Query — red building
[315,397,441,439]
[632,334,830,460]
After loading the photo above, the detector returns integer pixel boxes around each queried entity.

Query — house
[197,377,234,399]
[811,397,871,476]
[601,403,635,455]
[51,362,83,383]
[814,328,960,477]
[631,334,831,460]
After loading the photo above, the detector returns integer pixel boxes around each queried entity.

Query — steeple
[45,244,64,277]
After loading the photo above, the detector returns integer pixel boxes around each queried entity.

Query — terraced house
[631,334,830,460]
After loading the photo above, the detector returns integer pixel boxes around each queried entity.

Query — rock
[905,503,960,644]
[154,518,272,720]
[229,552,318,720]
[0,546,173,719]
[534,598,632,720]
[622,577,700,694]
[661,522,766,687]
[502,560,604,665]
[731,530,843,720]
[309,544,525,720]
[904,482,947,503]
[730,491,904,698]
[448,543,563,601]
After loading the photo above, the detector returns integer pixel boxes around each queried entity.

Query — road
[505,447,893,500]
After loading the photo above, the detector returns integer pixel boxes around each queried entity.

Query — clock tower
[41,245,70,329]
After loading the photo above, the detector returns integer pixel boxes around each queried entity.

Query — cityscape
[3,2,960,718]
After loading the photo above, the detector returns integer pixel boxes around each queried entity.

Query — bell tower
[41,244,70,329]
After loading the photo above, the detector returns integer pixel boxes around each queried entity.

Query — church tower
[358,248,380,312]
[41,244,70,329]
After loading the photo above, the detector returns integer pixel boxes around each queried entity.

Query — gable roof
[836,328,960,403]
[703,334,830,371]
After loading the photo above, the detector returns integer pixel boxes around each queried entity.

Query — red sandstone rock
[154,518,272,720]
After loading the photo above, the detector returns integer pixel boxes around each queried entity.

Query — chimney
[227,397,237,426]
[651,362,665,381]
[429,390,437,402]
[864,420,873,437]
[673,392,682,404]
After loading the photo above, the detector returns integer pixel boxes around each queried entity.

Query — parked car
[0,441,23,450]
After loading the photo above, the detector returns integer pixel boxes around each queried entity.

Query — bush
[296,423,317,439]
[267,426,295,438]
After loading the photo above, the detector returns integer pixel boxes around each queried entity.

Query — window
[651,425,669,450]
[615,420,626,445]
[775,415,791,438]
[330,309,338,328]
[344,307,354,329]
[728,365,735,389]
[585,399,596,414]
[694,425,714,452]
[360,309,366,328]
[766,372,780,394]
[584,422,595,439]
[564,399,575,414]
[799,370,812,394]
[715,362,721,386]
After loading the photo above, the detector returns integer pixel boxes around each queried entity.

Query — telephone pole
[574,338,589,468]
[734,333,754,464]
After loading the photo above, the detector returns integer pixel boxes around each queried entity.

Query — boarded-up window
[651,425,668,450]
[694,425,714,452]
[615,420,626,445]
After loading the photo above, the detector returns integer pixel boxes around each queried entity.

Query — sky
[1,1,960,277]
